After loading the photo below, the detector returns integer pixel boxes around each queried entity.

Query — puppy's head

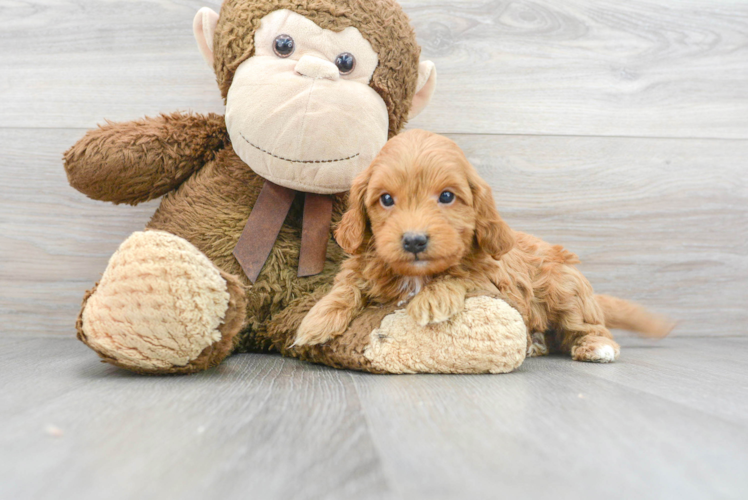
[335,129,514,276]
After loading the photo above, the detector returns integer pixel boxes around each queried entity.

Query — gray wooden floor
[1,1,748,498]
[1,335,747,500]
[1,0,746,337]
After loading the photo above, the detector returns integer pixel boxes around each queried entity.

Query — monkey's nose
[402,232,429,254]
[295,55,340,81]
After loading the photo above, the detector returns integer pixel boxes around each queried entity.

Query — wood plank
[571,337,748,425]
[407,0,748,138]
[351,347,748,499]
[0,337,392,500]
[1,0,747,138]
[456,133,748,337]
[3,337,746,499]
[0,128,158,336]
[3,128,744,337]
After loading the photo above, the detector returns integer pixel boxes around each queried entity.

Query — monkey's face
[225,10,389,194]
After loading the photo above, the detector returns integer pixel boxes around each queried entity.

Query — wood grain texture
[1,129,745,337]
[1,0,747,138]
[1,336,747,499]
[0,338,391,500]
[459,133,748,337]
[406,0,748,138]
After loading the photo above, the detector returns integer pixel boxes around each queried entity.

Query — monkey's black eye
[335,53,356,74]
[380,193,395,207]
[438,191,455,204]
[273,34,295,57]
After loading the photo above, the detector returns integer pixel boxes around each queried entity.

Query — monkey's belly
[146,147,345,349]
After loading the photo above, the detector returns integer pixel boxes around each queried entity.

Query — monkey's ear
[193,7,220,67]
[408,61,437,120]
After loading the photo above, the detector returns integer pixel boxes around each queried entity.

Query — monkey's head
[193,1,436,194]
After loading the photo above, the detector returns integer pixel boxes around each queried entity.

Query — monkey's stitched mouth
[241,134,360,164]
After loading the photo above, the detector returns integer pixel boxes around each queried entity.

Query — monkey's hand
[407,279,468,326]
[64,112,228,205]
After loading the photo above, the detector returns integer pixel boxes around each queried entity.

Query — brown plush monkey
[64,0,527,375]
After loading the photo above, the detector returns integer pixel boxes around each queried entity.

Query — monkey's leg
[269,293,527,374]
[77,231,246,375]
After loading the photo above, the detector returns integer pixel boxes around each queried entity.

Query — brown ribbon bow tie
[233,180,334,283]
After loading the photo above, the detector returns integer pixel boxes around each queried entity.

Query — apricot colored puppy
[295,130,672,362]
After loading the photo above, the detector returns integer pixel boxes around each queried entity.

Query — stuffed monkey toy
[64,0,527,375]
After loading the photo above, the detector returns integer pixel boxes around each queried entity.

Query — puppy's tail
[595,295,675,338]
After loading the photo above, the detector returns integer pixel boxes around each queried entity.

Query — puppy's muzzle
[402,232,429,255]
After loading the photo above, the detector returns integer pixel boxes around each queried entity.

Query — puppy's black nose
[402,232,429,254]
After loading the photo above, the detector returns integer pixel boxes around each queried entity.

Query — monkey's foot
[77,231,246,374]
[363,295,527,374]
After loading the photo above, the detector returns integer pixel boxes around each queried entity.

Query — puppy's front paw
[293,303,349,347]
[407,291,465,326]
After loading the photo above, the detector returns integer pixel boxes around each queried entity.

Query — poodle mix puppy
[294,129,672,362]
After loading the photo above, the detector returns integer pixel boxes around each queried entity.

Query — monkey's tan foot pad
[77,231,246,375]
[571,335,620,363]
[363,296,527,374]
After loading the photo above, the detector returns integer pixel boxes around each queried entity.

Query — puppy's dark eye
[438,191,455,204]
[380,193,395,207]
[335,53,356,74]
[273,35,295,57]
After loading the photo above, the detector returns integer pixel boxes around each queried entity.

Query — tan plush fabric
[64,0,444,375]
[80,231,235,371]
[409,60,437,120]
[193,7,220,66]
[363,296,527,374]
[213,0,423,139]
[225,10,389,194]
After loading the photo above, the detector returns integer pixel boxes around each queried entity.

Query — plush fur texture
[265,285,526,374]
[65,113,229,205]
[224,9,391,194]
[76,231,247,375]
[295,130,674,362]
[64,0,426,374]
[363,295,527,374]
[213,0,421,138]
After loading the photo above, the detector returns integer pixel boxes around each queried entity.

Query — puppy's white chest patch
[397,277,425,307]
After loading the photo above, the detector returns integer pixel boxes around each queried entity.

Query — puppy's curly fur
[295,130,673,362]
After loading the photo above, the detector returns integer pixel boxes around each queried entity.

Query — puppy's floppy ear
[335,169,370,254]
[469,171,514,259]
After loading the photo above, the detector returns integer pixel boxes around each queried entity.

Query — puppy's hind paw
[571,336,620,363]
[527,332,549,358]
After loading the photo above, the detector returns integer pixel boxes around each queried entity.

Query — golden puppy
[294,129,673,362]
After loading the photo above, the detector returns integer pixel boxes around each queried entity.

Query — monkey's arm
[64,112,228,205]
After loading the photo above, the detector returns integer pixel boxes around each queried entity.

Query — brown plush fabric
[213,0,421,138]
[64,113,229,205]
[75,270,247,375]
[145,146,349,353]
[265,289,526,374]
[65,0,426,374]
[266,286,397,373]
